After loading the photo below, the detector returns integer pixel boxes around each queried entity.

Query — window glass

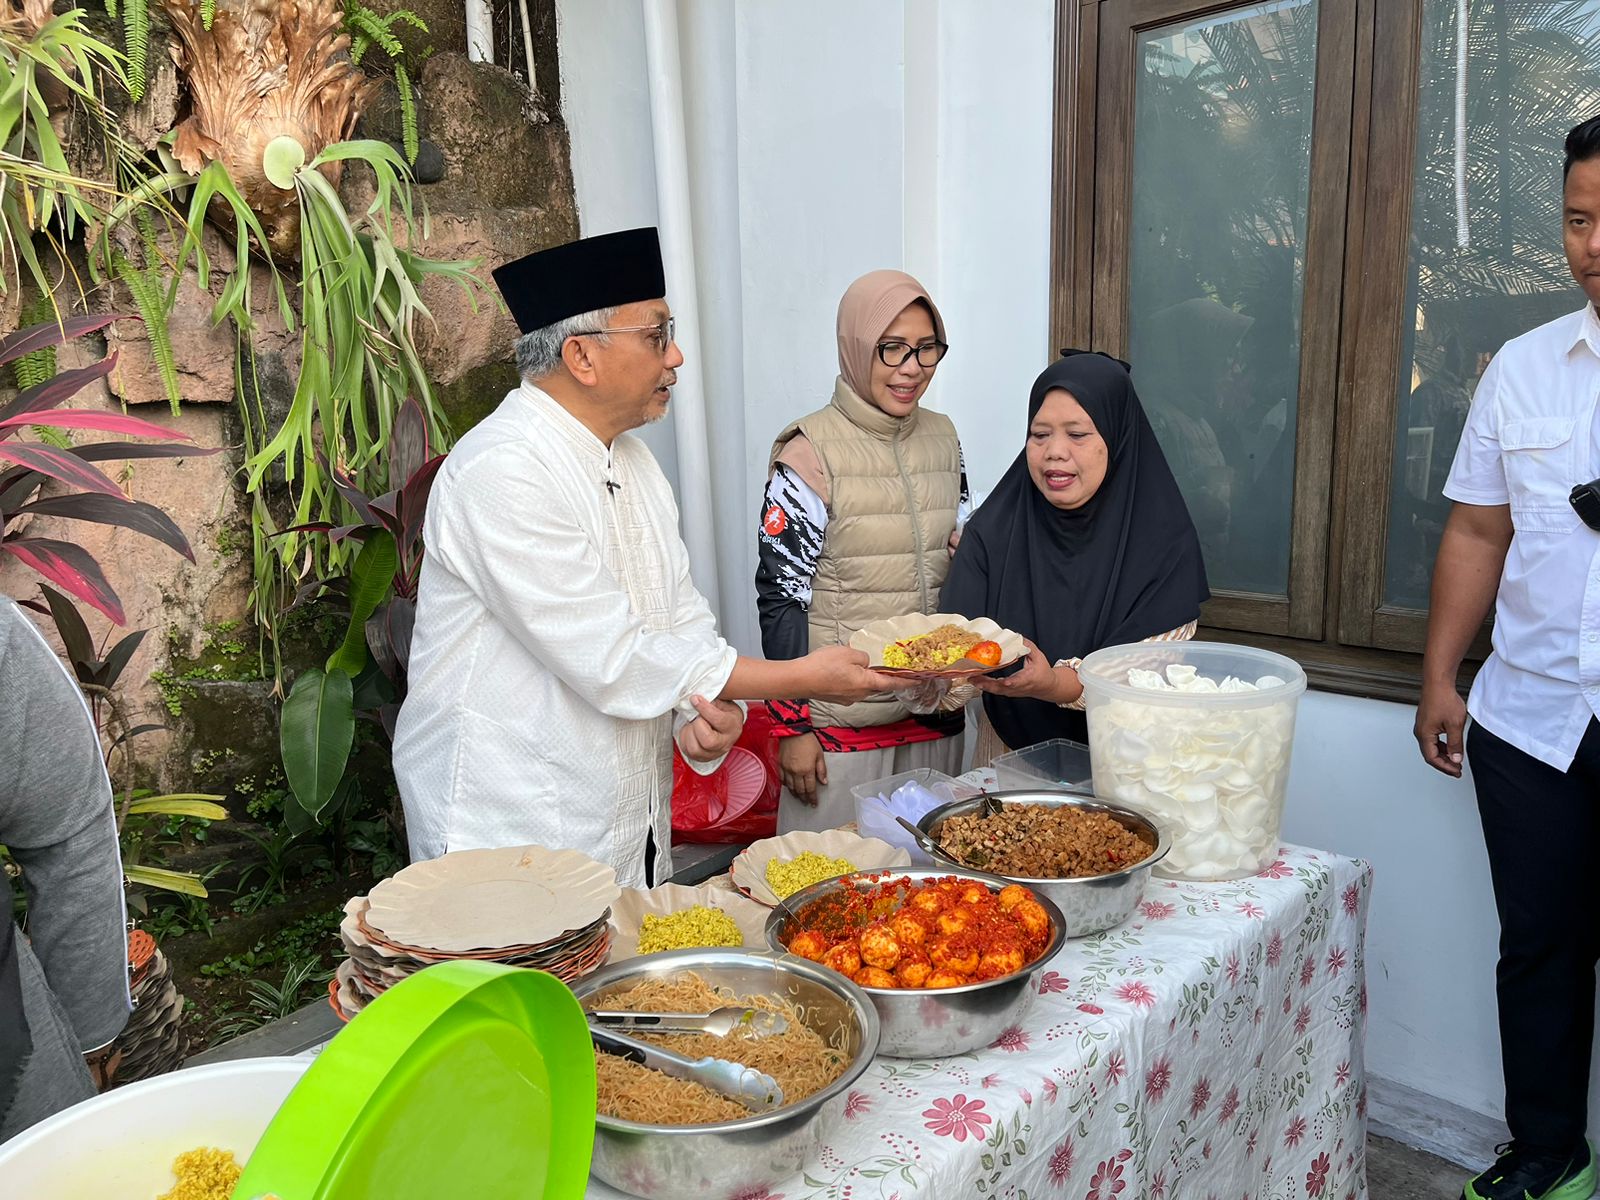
[1383,0,1600,610]
[1127,0,1319,596]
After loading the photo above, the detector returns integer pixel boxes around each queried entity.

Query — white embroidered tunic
[392,382,737,886]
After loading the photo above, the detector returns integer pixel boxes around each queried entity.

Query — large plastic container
[850,767,981,864]
[0,1057,308,1196]
[991,738,1094,792]
[1078,641,1306,882]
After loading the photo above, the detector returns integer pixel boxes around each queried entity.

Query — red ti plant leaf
[0,358,119,429]
[1,537,124,623]
[72,442,218,463]
[0,443,127,497]
[37,581,96,676]
[0,315,126,369]
[388,397,431,492]
[17,493,197,561]
[0,408,200,441]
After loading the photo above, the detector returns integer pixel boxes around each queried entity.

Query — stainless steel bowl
[570,948,879,1200]
[915,789,1170,937]
[763,866,1066,1059]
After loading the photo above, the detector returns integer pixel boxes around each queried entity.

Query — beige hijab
[835,269,947,400]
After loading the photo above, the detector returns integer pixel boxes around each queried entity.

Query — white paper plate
[730,829,912,906]
[849,612,1026,678]
[364,844,620,953]
[607,883,772,960]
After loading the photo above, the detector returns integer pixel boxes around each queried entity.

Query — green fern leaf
[103,0,118,22]
[11,295,57,390]
[350,32,371,66]
[396,63,418,164]
[124,0,150,102]
[392,10,428,33]
[113,252,181,414]
[200,0,215,29]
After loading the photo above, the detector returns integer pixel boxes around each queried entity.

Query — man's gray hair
[514,305,617,380]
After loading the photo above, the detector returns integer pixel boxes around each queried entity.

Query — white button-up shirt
[392,383,738,885]
[1444,303,1600,770]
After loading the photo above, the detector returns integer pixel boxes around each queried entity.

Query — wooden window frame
[1051,0,1487,703]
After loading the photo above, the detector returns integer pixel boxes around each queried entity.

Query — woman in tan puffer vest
[756,270,969,833]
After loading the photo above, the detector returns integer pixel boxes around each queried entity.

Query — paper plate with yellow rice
[849,612,1026,679]
[730,829,913,907]
[607,882,772,959]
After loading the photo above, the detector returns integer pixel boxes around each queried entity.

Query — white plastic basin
[0,1056,309,1197]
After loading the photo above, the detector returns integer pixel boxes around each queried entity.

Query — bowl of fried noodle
[570,948,879,1200]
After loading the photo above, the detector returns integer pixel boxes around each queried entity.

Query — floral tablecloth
[586,831,1372,1200]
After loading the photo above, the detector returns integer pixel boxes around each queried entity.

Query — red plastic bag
[671,707,781,843]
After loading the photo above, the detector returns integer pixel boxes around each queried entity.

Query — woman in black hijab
[940,352,1208,758]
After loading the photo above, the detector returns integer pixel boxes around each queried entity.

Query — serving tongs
[590,1024,784,1111]
[589,1006,789,1039]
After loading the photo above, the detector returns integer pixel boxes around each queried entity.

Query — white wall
[553,0,1535,1157]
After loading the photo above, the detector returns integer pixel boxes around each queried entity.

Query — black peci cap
[492,227,667,334]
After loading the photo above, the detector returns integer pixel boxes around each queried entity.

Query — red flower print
[1246,1128,1259,1157]
[1146,1056,1173,1102]
[1049,1136,1076,1185]
[1019,1086,1034,1105]
[1294,1004,1312,1036]
[1151,1169,1167,1198]
[1253,1005,1264,1025]
[1039,970,1071,994]
[1360,983,1368,1015]
[992,1025,1031,1053]
[1043,1078,1060,1104]
[1327,946,1347,977]
[1357,1086,1367,1118]
[732,1188,785,1200]
[1267,931,1284,967]
[1300,956,1317,988]
[1226,953,1242,986]
[1085,1157,1127,1200]
[844,1090,872,1119]
[1139,900,1176,920]
[922,1094,991,1142]
[1259,859,1293,879]
[1237,901,1265,919]
[1079,1003,1105,1015]
[1219,1085,1240,1122]
[1306,1151,1331,1197]
[1335,1060,1352,1087]
[1202,1139,1212,1159]
[1284,1115,1308,1147]
[1114,981,1157,1009]
[1190,1077,1212,1117]
[1105,1050,1127,1085]
[1117,1149,1132,1162]
[1342,883,1360,917]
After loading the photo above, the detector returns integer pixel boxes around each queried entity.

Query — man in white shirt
[393,228,894,887]
[1416,115,1600,1200]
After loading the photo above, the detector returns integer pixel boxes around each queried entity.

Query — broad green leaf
[279,667,355,821]
[326,530,397,676]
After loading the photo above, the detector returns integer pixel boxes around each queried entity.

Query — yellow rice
[881,624,981,670]
[158,1147,241,1200]
[636,906,744,953]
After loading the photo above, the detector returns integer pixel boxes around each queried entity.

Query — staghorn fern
[343,2,428,163]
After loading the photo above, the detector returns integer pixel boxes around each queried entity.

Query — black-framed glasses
[876,339,949,369]
[571,316,677,354]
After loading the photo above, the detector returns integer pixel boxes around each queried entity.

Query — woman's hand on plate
[973,638,1081,705]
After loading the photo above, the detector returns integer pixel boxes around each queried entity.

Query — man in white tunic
[394,228,893,886]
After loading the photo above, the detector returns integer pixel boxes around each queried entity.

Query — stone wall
[0,0,576,793]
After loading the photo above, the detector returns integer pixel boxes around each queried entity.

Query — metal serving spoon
[589,1006,789,1038]
[590,1025,784,1111]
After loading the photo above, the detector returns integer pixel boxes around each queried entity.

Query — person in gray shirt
[0,596,131,1142]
